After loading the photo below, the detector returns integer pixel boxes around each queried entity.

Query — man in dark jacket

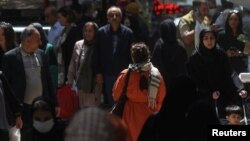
[92,6,133,107]
[2,25,56,131]
[0,71,23,141]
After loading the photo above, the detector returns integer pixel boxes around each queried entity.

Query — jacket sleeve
[67,41,82,84]
[1,72,23,124]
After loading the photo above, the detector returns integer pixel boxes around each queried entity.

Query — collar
[52,22,62,29]
[108,24,122,34]
[129,61,151,72]
[20,46,37,57]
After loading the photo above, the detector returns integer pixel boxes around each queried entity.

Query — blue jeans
[103,75,116,107]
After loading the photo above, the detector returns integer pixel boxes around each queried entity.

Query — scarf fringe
[129,62,161,109]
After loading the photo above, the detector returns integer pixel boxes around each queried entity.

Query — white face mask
[33,119,54,133]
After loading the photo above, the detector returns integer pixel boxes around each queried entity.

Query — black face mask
[139,74,148,91]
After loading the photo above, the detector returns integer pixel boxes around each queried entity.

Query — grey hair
[107,6,122,16]
[20,25,38,41]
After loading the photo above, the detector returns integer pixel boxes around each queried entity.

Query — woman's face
[0,27,6,48]
[84,24,95,41]
[228,13,240,30]
[203,32,215,49]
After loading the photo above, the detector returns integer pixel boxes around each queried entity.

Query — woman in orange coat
[113,42,166,141]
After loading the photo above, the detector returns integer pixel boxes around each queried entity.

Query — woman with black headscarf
[186,29,247,115]
[21,96,66,141]
[217,10,249,74]
[151,19,187,89]
[138,75,198,141]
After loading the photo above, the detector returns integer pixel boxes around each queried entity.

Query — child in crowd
[225,105,243,125]
[21,96,66,141]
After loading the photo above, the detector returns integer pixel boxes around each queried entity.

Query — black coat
[92,24,134,76]
[2,47,56,105]
[186,46,244,110]
[60,26,82,83]
[217,30,248,73]
[152,39,187,88]
[0,71,23,126]
[152,19,187,88]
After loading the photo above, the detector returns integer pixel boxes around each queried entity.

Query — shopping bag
[9,126,20,141]
[57,85,78,120]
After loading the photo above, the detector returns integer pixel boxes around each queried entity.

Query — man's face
[107,7,122,27]
[198,2,209,17]
[25,30,41,54]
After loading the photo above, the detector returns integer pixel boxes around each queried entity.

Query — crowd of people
[0,0,250,141]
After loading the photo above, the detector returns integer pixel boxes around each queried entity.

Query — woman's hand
[96,74,103,84]
[212,91,220,100]
[244,42,250,54]
[239,90,248,99]
[15,116,23,129]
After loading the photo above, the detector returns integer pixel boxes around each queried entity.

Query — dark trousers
[21,104,32,132]
[103,75,116,107]
[0,129,9,141]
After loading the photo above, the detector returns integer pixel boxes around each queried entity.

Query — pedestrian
[112,42,166,141]
[67,21,101,108]
[186,29,247,116]
[92,6,134,107]
[21,96,66,141]
[2,25,56,131]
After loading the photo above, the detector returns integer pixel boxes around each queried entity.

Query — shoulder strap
[121,69,131,96]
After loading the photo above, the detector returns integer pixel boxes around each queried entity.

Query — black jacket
[92,24,134,76]
[0,71,23,126]
[2,47,56,106]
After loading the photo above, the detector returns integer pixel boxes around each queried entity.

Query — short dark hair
[58,6,76,23]
[81,0,93,14]
[225,105,243,117]
[20,25,38,41]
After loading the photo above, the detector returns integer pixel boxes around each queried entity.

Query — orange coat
[113,69,166,141]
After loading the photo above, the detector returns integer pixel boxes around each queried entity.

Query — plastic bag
[57,84,78,120]
[9,126,21,141]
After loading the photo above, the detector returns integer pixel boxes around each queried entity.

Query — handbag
[110,69,131,117]
[57,84,79,120]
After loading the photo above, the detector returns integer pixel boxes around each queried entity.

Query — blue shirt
[48,22,64,47]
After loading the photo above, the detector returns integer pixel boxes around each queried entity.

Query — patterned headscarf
[65,107,127,141]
